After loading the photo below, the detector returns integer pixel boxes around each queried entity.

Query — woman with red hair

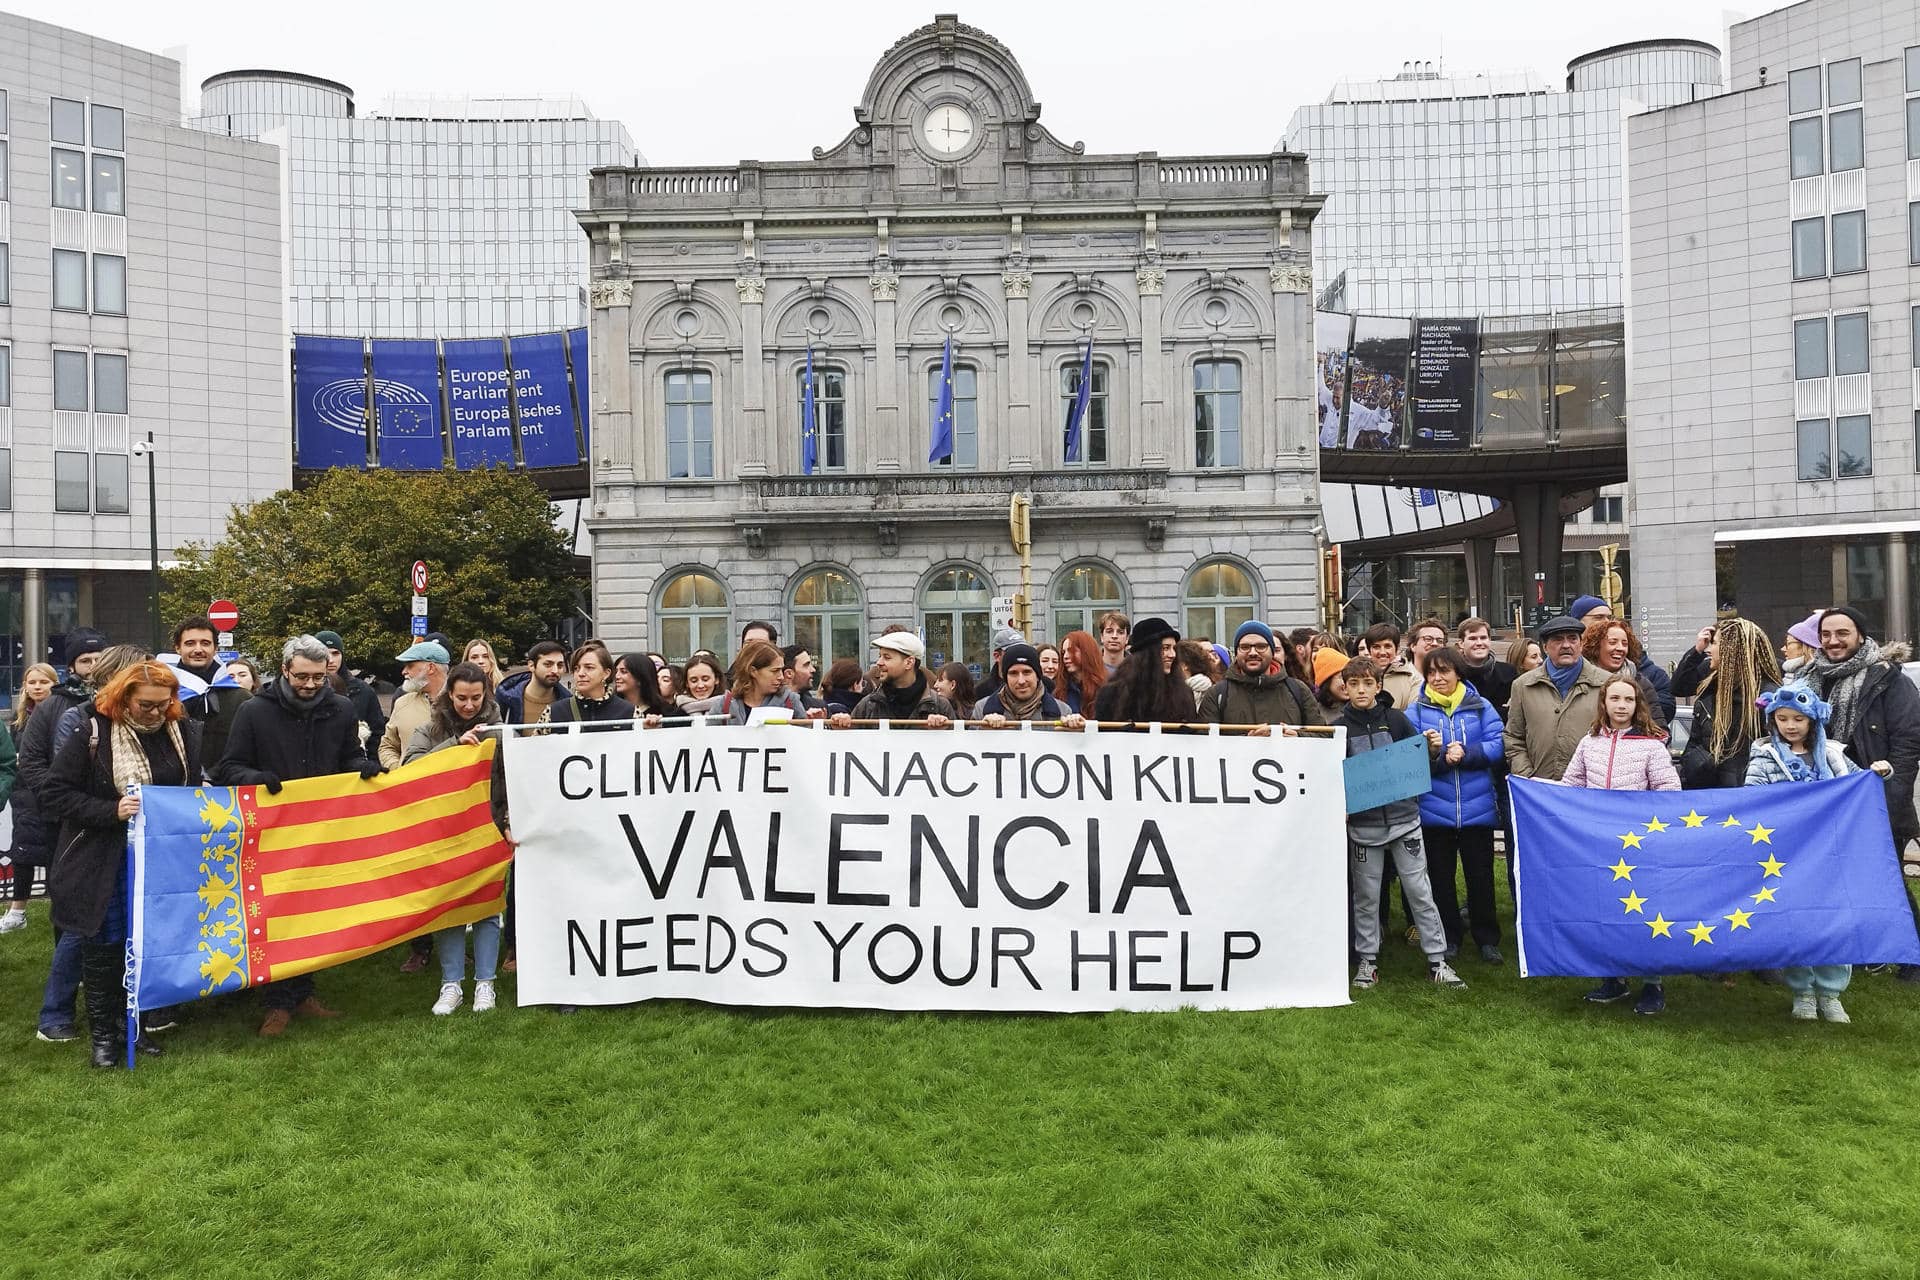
[1055,630,1106,715]
[43,660,200,1069]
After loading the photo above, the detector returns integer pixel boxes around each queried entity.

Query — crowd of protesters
[2,595,1917,1069]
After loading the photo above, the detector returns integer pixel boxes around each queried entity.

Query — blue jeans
[39,929,83,1032]
[1783,964,1851,994]
[435,918,501,983]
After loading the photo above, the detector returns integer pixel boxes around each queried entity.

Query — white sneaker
[472,980,496,1013]
[431,982,464,1016]
[1817,995,1850,1024]
[1429,960,1468,989]
[1790,992,1817,1020]
[0,909,26,935]
[1353,958,1380,989]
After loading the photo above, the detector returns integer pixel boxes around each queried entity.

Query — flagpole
[124,815,138,1070]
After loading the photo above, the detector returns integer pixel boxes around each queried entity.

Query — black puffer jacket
[11,678,92,863]
[45,708,201,935]
[1826,660,1920,840]
[214,678,370,786]
[1680,680,1778,791]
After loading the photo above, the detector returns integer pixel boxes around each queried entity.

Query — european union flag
[801,345,819,476]
[1511,773,1920,977]
[930,333,955,464]
[1064,341,1092,463]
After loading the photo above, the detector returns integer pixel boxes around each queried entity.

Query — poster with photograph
[1344,316,1411,452]
[1314,311,1354,449]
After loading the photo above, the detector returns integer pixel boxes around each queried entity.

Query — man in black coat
[1806,605,1920,981]
[314,629,386,751]
[171,615,248,775]
[215,634,381,1034]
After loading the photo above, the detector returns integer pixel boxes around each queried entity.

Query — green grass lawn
[6,892,1920,1280]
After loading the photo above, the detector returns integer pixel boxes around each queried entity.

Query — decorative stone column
[870,271,901,472]
[588,278,634,516]
[1003,268,1033,470]
[1136,265,1166,468]
[1270,261,1313,468]
[736,274,768,477]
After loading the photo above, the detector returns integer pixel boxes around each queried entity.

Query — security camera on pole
[410,560,430,638]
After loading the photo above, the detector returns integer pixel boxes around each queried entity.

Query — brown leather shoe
[294,996,342,1019]
[259,1008,292,1037]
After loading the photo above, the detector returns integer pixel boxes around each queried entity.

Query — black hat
[1818,605,1872,642]
[1535,615,1585,641]
[62,627,109,663]
[1000,643,1042,676]
[1127,617,1180,653]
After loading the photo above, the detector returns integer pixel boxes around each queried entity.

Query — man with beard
[1201,620,1323,734]
[215,634,382,1035]
[170,615,248,773]
[379,640,450,771]
[832,632,957,726]
[977,643,1085,728]
[498,640,567,726]
[1806,605,1920,982]
[314,630,387,750]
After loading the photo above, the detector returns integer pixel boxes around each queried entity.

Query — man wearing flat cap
[379,640,451,771]
[1504,615,1608,783]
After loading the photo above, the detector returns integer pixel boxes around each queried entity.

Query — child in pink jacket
[1565,673,1680,1014]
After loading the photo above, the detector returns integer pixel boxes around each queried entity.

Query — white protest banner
[504,724,1349,1011]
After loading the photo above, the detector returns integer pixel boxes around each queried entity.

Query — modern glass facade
[192,74,639,338]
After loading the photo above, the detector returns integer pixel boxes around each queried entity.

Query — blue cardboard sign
[443,338,516,469]
[292,336,370,469]
[1342,733,1432,814]
[369,340,445,470]
[509,331,580,468]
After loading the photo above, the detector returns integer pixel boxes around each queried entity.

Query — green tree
[163,469,583,679]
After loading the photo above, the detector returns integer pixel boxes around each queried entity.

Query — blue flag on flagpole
[801,345,819,476]
[930,333,955,464]
[1064,341,1092,463]
[1511,772,1920,977]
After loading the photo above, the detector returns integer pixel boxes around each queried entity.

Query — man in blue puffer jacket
[1404,645,1507,965]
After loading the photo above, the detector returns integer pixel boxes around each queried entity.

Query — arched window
[665,370,714,478]
[1059,357,1110,465]
[655,570,729,660]
[928,363,979,469]
[1193,359,1242,468]
[796,365,846,471]
[789,568,864,669]
[919,565,993,675]
[1050,561,1128,642]
[1182,560,1259,644]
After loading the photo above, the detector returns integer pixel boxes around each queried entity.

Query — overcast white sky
[16,0,1747,163]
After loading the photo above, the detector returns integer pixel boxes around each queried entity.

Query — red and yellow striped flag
[132,742,511,1002]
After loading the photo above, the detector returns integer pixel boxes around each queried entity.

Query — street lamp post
[132,431,160,653]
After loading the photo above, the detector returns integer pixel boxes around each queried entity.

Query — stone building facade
[579,15,1325,672]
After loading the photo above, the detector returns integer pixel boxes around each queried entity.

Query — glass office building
[192,73,639,338]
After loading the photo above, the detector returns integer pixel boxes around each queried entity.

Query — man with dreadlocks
[1676,618,1782,790]
[1807,605,1920,982]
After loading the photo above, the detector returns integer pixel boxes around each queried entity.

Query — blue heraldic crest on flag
[1511,772,1920,978]
[130,785,253,1011]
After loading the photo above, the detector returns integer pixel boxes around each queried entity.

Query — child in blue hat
[1744,682,1859,1022]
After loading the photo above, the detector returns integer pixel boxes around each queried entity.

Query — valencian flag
[930,332,955,463]
[1511,773,1920,977]
[129,743,511,1011]
[801,345,819,476]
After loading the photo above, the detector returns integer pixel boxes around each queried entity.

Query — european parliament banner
[505,726,1350,1012]
[443,338,517,469]
[1410,318,1478,450]
[368,339,446,470]
[508,331,581,468]
[292,336,370,470]
[568,325,592,459]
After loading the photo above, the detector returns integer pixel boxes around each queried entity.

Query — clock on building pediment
[919,101,977,157]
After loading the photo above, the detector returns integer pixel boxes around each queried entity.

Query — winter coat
[852,676,958,723]
[1404,685,1505,829]
[0,721,15,816]
[1200,667,1325,727]
[1819,656,1920,839]
[496,669,534,725]
[1679,680,1778,790]
[537,693,636,732]
[1380,659,1420,712]
[1743,739,1859,786]
[715,689,809,725]
[45,709,201,935]
[340,672,387,747]
[1505,660,1610,781]
[405,707,510,830]
[822,686,863,715]
[1560,729,1680,792]
[177,662,249,775]
[1336,701,1432,845]
[1637,653,1678,725]
[214,678,370,786]
[1670,646,1710,700]
[1455,658,1517,719]
[380,689,435,770]
[976,689,1065,721]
